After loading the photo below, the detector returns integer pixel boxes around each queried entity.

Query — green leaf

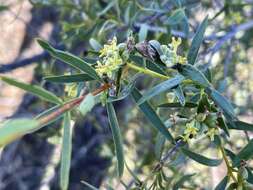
[131,88,175,143]
[187,16,208,65]
[177,64,211,87]
[167,8,185,25]
[138,24,148,42]
[172,174,195,190]
[106,102,124,177]
[233,139,253,166]
[37,39,101,81]
[157,102,197,108]
[129,55,167,75]
[173,85,185,106]
[217,116,230,136]
[107,81,135,102]
[206,88,236,120]
[81,181,99,190]
[0,5,8,12]
[89,38,102,51]
[0,119,40,147]
[1,76,62,104]
[246,167,253,184]
[78,93,96,116]
[214,176,228,190]
[155,132,166,160]
[44,73,94,83]
[181,148,222,166]
[137,75,184,105]
[227,120,253,131]
[60,112,73,190]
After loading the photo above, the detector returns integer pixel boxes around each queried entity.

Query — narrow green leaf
[206,88,236,119]
[214,176,228,190]
[37,39,101,81]
[217,116,230,136]
[138,24,148,42]
[181,148,222,166]
[0,5,9,12]
[107,81,135,102]
[155,132,166,160]
[137,75,184,105]
[78,93,96,116]
[246,167,253,184]
[227,120,253,131]
[106,102,124,177]
[60,112,73,190]
[131,88,175,143]
[167,8,185,25]
[129,55,167,75]
[81,181,99,190]
[89,38,102,51]
[236,139,253,162]
[0,119,40,147]
[187,16,208,65]
[158,102,197,108]
[1,76,62,104]
[177,64,211,87]
[173,174,195,190]
[44,73,94,83]
[173,85,185,106]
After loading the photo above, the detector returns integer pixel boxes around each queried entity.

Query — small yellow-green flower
[206,128,219,141]
[160,37,186,67]
[95,37,123,78]
[181,121,199,143]
[65,83,78,97]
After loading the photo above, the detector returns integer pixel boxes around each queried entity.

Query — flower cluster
[160,37,187,67]
[206,127,219,141]
[95,37,123,78]
[181,121,199,143]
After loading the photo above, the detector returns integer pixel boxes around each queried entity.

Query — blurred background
[0,0,253,189]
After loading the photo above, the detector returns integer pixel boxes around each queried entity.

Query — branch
[0,51,50,73]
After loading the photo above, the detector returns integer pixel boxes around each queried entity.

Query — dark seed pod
[135,41,157,60]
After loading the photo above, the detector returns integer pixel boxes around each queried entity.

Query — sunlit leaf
[138,24,148,42]
[106,102,124,177]
[227,120,253,131]
[176,64,211,87]
[0,119,40,147]
[78,93,96,116]
[60,112,73,190]
[44,73,94,83]
[158,102,197,108]
[1,76,62,104]
[89,38,102,51]
[187,16,208,65]
[37,39,101,81]
[181,148,222,166]
[206,88,236,120]
[137,75,184,105]
[173,85,185,106]
[167,8,185,25]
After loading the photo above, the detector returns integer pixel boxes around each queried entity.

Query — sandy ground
[0,0,52,121]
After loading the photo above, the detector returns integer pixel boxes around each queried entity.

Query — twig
[0,52,50,73]
[38,83,110,126]
[208,20,253,54]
